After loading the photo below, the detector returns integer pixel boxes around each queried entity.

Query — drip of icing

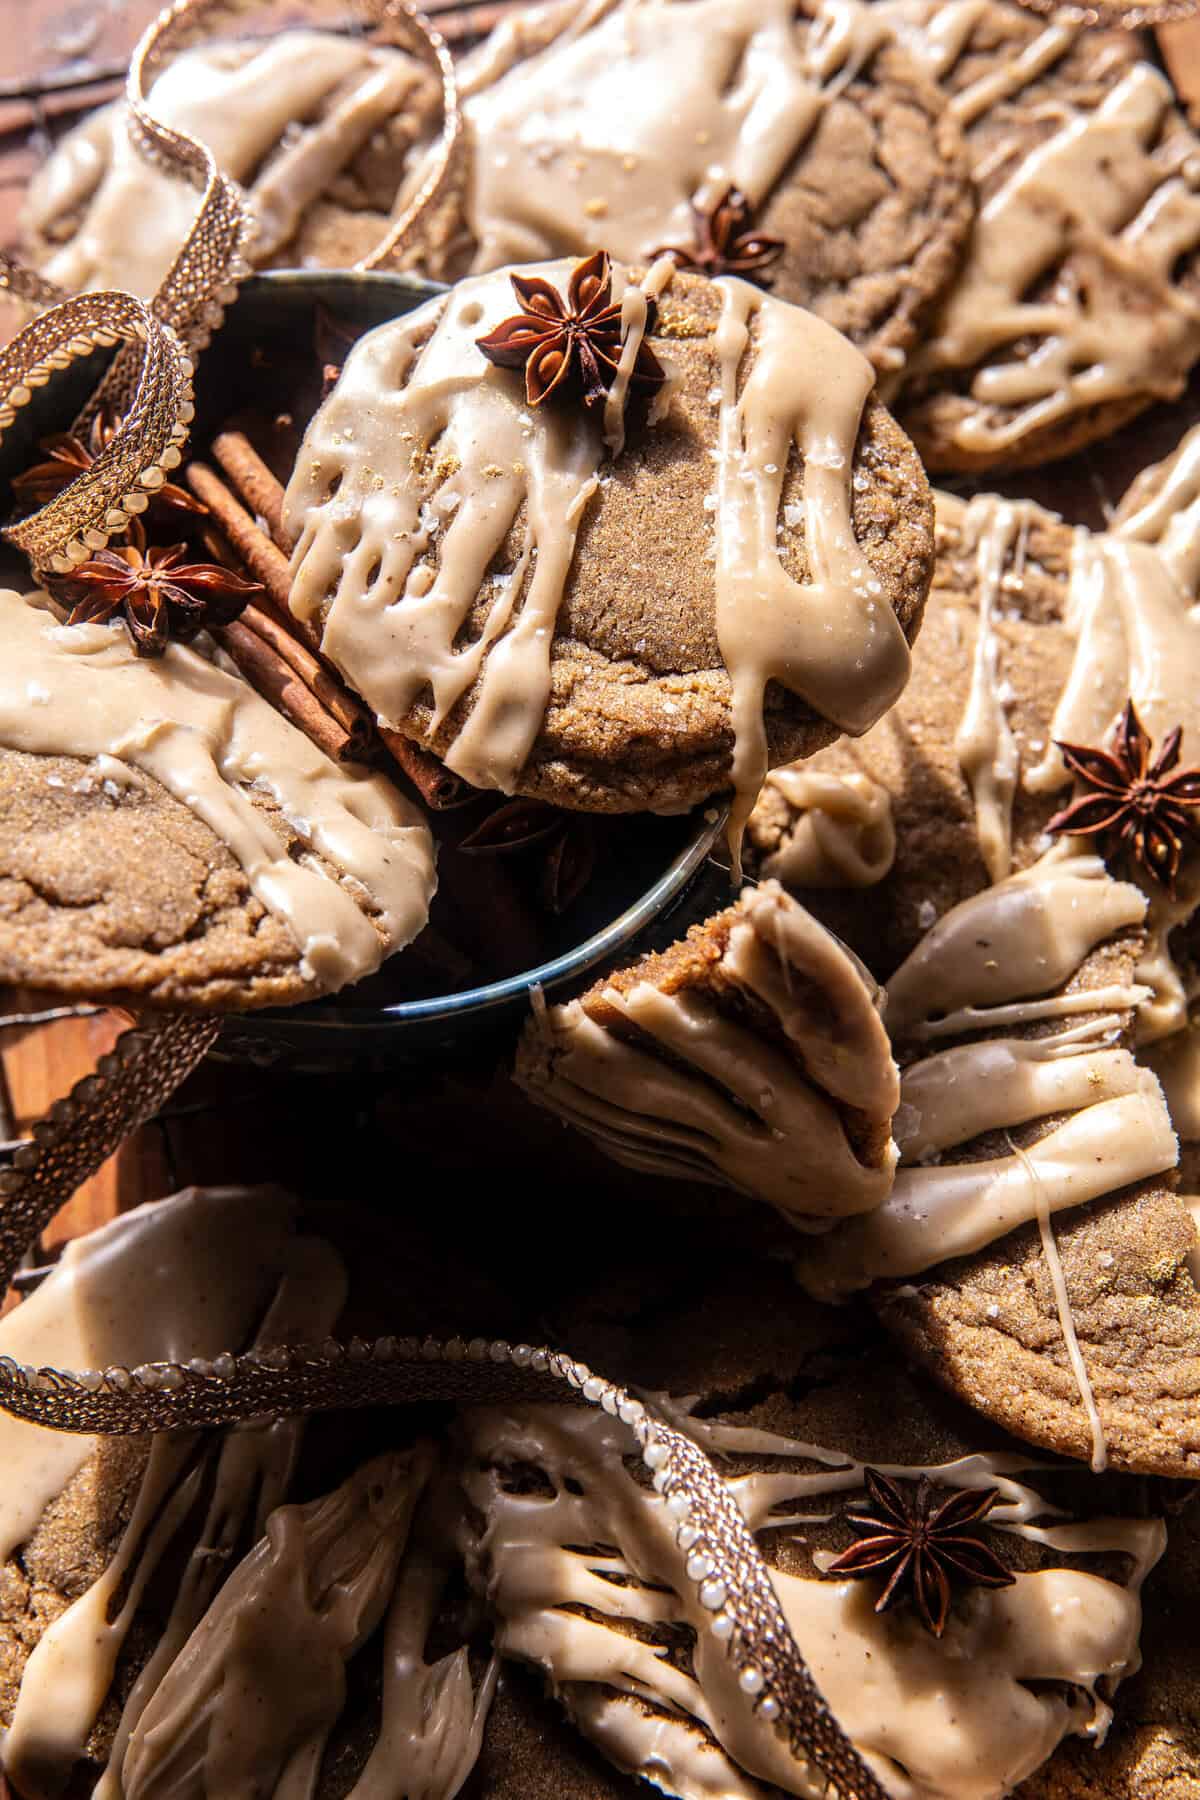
[459,0,891,270]
[1115,416,1200,595]
[712,279,910,867]
[756,768,896,888]
[954,496,1026,883]
[1007,1135,1108,1474]
[7,1236,347,1800]
[460,1402,1159,1800]
[26,34,424,298]
[521,880,898,1223]
[120,1449,434,1799]
[879,0,1081,129]
[910,65,1200,454]
[346,1493,499,1800]
[810,1073,1177,1293]
[1022,527,1200,1042]
[285,265,908,832]
[885,850,1147,1041]
[0,1187,302,1572]
[0,593,434,989]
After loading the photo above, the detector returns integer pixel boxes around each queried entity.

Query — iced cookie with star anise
[282,254,934,829]
[441,0,974,375]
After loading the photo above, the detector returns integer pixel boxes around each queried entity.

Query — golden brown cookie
[284,259,934,818]
[890,1,1200,470]
[450,0,974,376]
[0,591,435,1010]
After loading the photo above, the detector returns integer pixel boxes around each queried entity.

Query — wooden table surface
[2,2,1200,1256]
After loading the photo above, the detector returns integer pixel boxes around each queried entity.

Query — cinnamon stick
[212,429,289,546]
[185,462,304,635]
[239,601,373,754]
[214,620,354,764]
[378,726,475,811]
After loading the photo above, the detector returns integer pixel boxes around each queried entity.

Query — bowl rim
[242,804,727,1036]
[209,269,729,1038]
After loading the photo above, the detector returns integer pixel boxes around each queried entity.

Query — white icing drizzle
[756,768,896,889]
[954,497,1026,884]
[460,1399,1161,1800]
[0,592,434,990]
[520,880,899,1225]
[25,34,424,298]
[885,850,1148,1041]
[911,65,1200,455]
[800,853,1176,1294]
[712,279,910,865]
[1022,519,1200,1044]
[284,263,909,834]
[1115,415,1200,595]
[0,1187,303,1574]
[459,0,891,271]
[120,1449,435,1799]
[6,1234,347,1800]
[879,0,1081,129]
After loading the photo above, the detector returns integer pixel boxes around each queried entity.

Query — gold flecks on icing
[458,0,891,271]
[519,880,898,1224]
[284,262,909,832]
[25,34,425,299]
[461,1400,1161,1800]
[911,65,1200,454]
[756,767,896,888]
[0,592,435,990]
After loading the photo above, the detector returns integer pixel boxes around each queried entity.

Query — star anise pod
[475,250,666,410]
[458,797,598,914]
[1046,698,1200,896]
[825,1468,1015,1638]
[11,405,208,528]
[45,543,262,658]
[652,187,784,286]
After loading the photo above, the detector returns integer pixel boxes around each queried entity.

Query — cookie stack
[3,3,1200,1799]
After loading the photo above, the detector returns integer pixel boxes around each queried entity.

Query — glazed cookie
[750,483,1200,1473]
[0,590,435,1007]
[22,32,443,298]
[515,878,900,1227]
[886,0,1200,470]
[447,0,974,376]
[461,1254,1168,1800]
[283,256,934,830]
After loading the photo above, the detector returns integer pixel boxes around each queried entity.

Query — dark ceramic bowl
[181,271,730,1066]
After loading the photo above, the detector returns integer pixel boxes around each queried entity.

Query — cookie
[22,32,443,299]
[0,590,435,1008]
[888,1,1200,470]
[515,877,900,1226]
[283,256,933,827]
[448,0,974,376]
[461,1253,1169,1800]
[745,483,1200,1474]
